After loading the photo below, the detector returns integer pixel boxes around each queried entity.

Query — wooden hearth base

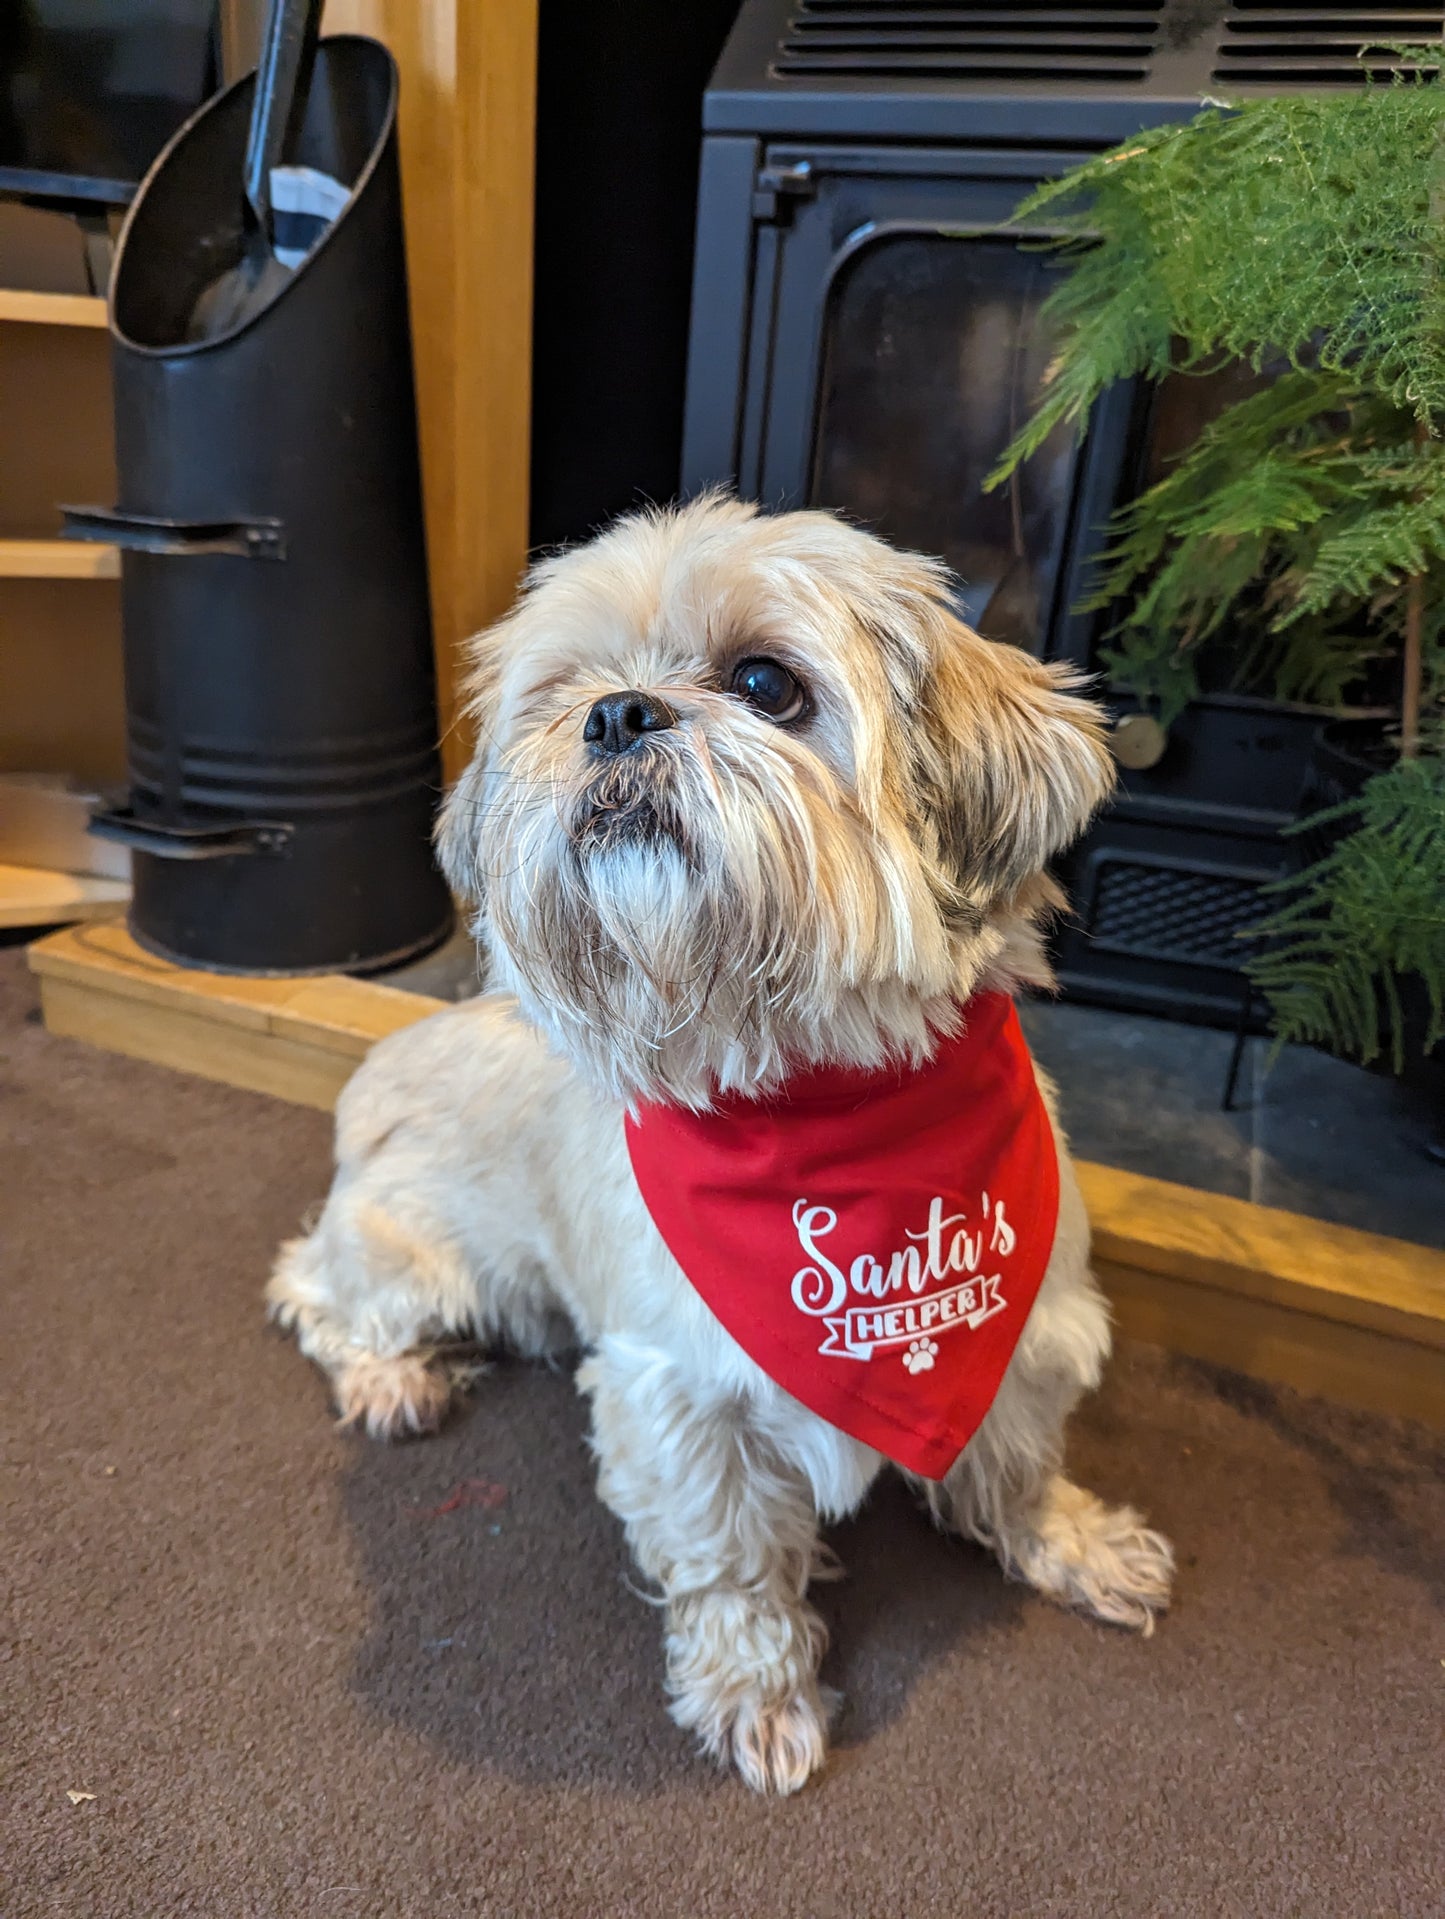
[28,919,1445,1429]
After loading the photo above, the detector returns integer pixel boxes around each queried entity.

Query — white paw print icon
[903,1337,938,1375]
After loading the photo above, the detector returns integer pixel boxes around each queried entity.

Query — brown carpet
[2,946,1441,1919]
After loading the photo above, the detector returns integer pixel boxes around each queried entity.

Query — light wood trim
[0,288,108,329]
[322,1,538,779]
[273,973,436,1056]
[1098,1257,1445,1432]
[0,862,128,930]
[0,539,119,581]
[29,919,431,1047]
[1078,1162,1445,1352]
[26,922,1445,1426]
[32,923,428,1113]
[448,0,538,723]
[37,975,359,1112]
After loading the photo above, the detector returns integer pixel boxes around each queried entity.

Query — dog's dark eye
[730,657,807,724]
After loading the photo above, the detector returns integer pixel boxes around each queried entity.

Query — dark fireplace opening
[810,230,1077,656]
[681,0,1440,1028]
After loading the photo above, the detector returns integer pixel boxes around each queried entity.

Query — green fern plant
[990,58,1445,1066]
[1246,760,1445,1072]
[991,60,1445,463]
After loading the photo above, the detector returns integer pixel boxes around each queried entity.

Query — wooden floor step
[26,919,1445,1429]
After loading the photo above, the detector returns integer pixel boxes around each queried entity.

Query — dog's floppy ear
[913,604,1116,913]
[434,615,510,906]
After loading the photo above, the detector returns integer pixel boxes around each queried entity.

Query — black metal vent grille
[770,0,1444,89]
[1215,4,1445,85]
[777,4,1164,82]
[1087,861,1266,966]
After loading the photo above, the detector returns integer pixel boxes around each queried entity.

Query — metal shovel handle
[242,0,323,234]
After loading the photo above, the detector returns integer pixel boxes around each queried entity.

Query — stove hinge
[751,160,816,225]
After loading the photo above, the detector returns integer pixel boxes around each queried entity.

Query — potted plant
[990,57,1445,1075]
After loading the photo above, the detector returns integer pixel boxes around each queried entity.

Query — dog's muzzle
[573,757,680,854]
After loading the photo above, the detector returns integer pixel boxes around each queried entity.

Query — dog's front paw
[727,1689,829,1797]
[674,1683,829,1797]
[664,1592,831,1795]
[1006,1477,1174,1636]
[333,1350,460,1441]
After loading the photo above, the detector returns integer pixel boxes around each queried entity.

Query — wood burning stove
[681,0,1438,1025]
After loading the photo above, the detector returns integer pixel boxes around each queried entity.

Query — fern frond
[1289,470,1445,613]
[1075,373,1445,711]
[1246,760,1445,1069]
[989,69,1445,491]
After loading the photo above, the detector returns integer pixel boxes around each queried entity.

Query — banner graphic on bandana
[817,1273,1006,1360]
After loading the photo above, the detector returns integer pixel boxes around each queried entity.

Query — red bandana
[625,993,1059,1481]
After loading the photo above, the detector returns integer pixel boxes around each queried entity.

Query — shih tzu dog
[268,496,1173,1794]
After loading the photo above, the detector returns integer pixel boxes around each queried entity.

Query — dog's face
[438,498,1113,1106]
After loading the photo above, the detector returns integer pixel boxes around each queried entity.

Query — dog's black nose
[583,690,678,756]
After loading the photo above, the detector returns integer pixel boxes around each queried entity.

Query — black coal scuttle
[65,32,453,976]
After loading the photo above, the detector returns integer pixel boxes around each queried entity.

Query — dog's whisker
[542,696,592,740]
